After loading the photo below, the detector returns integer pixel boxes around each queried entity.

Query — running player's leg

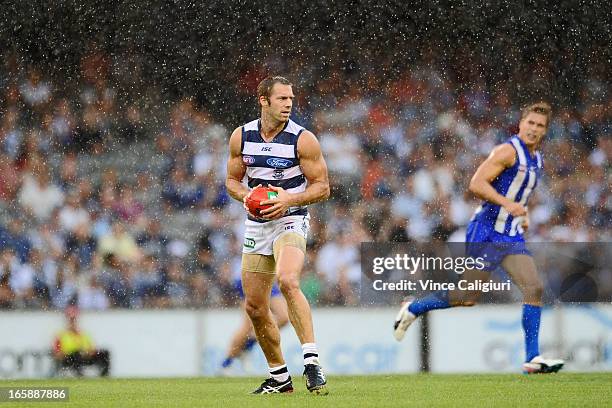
[394,220,496,341]
[274,233,327,394]
[502,255,544,359]
[270,293,289,328]
[501,254,543,306]
[502,254,542,362]
[393,268,488,341]
[502,254,563,372]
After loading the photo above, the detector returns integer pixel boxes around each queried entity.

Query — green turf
[2,374,610,407]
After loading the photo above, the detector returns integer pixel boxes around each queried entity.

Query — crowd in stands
[0,43,609,310]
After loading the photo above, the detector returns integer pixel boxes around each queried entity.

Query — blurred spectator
[316,230,361,305]
[0,152,21,201]
[19,68,51,110]
[130,255,164,308]
[29,249,51,309]
[136,218,169,259]
[58,153,79,191]
[0,268,15,308]
[99,254,130,308]
[160,260,189,308]
[49,262,78,310]
[75,104,104,153]
[78,273,110,310]
[59,192,90,232]
[189,234,215,276]
[1,108,23,160]
[0,249,25,307]
[51,99,77,147]
[189,272,210,308]
[112,184,144,223]
[18,169,64,221]
[98,221,141,263]
[162,167,204,209]
[319,125,363,183]
[122,105,145,143]
[65,223,97,268]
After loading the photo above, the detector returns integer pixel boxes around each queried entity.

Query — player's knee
[245,300,267,321]
[278,275,300,297]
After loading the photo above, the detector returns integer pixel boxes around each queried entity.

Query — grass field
[2,374,611,407]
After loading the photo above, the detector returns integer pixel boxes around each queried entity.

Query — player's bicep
[301,154,329,185]
[226,127,246,182]
[297,131,329,184]
[227,156,246,182]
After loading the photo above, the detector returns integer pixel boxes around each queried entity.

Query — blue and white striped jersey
[241,118,308,222]
[471,135,543,237]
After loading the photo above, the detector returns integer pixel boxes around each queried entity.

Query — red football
[245,186,278,217]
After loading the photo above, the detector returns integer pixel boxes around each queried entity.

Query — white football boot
[393,300,417,341]
[522,355,565,374]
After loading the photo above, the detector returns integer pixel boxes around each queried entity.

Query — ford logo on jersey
[266,158,292,168]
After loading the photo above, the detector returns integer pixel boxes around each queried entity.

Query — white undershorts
[242,214,310,255]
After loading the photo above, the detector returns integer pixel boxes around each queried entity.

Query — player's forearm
[469,179,512,208]
[225,178,250,202]
[287,182,330,206]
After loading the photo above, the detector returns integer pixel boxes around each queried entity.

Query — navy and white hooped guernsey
[471,135,543,237]
[241,118,308,223]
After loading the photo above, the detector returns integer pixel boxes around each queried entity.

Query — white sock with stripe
[269,364,289,383]
[302,343,319,365]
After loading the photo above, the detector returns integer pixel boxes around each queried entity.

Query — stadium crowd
[0,44,609,310]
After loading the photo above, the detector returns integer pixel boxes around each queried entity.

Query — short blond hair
[521,102,552,127]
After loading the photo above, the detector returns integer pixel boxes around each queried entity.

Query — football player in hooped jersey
[394,102,564,374]
[226,76,330,394]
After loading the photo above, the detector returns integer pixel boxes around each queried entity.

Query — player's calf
[449,288,482,306]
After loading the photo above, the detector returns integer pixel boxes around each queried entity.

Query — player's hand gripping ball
[245,186,278,218]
